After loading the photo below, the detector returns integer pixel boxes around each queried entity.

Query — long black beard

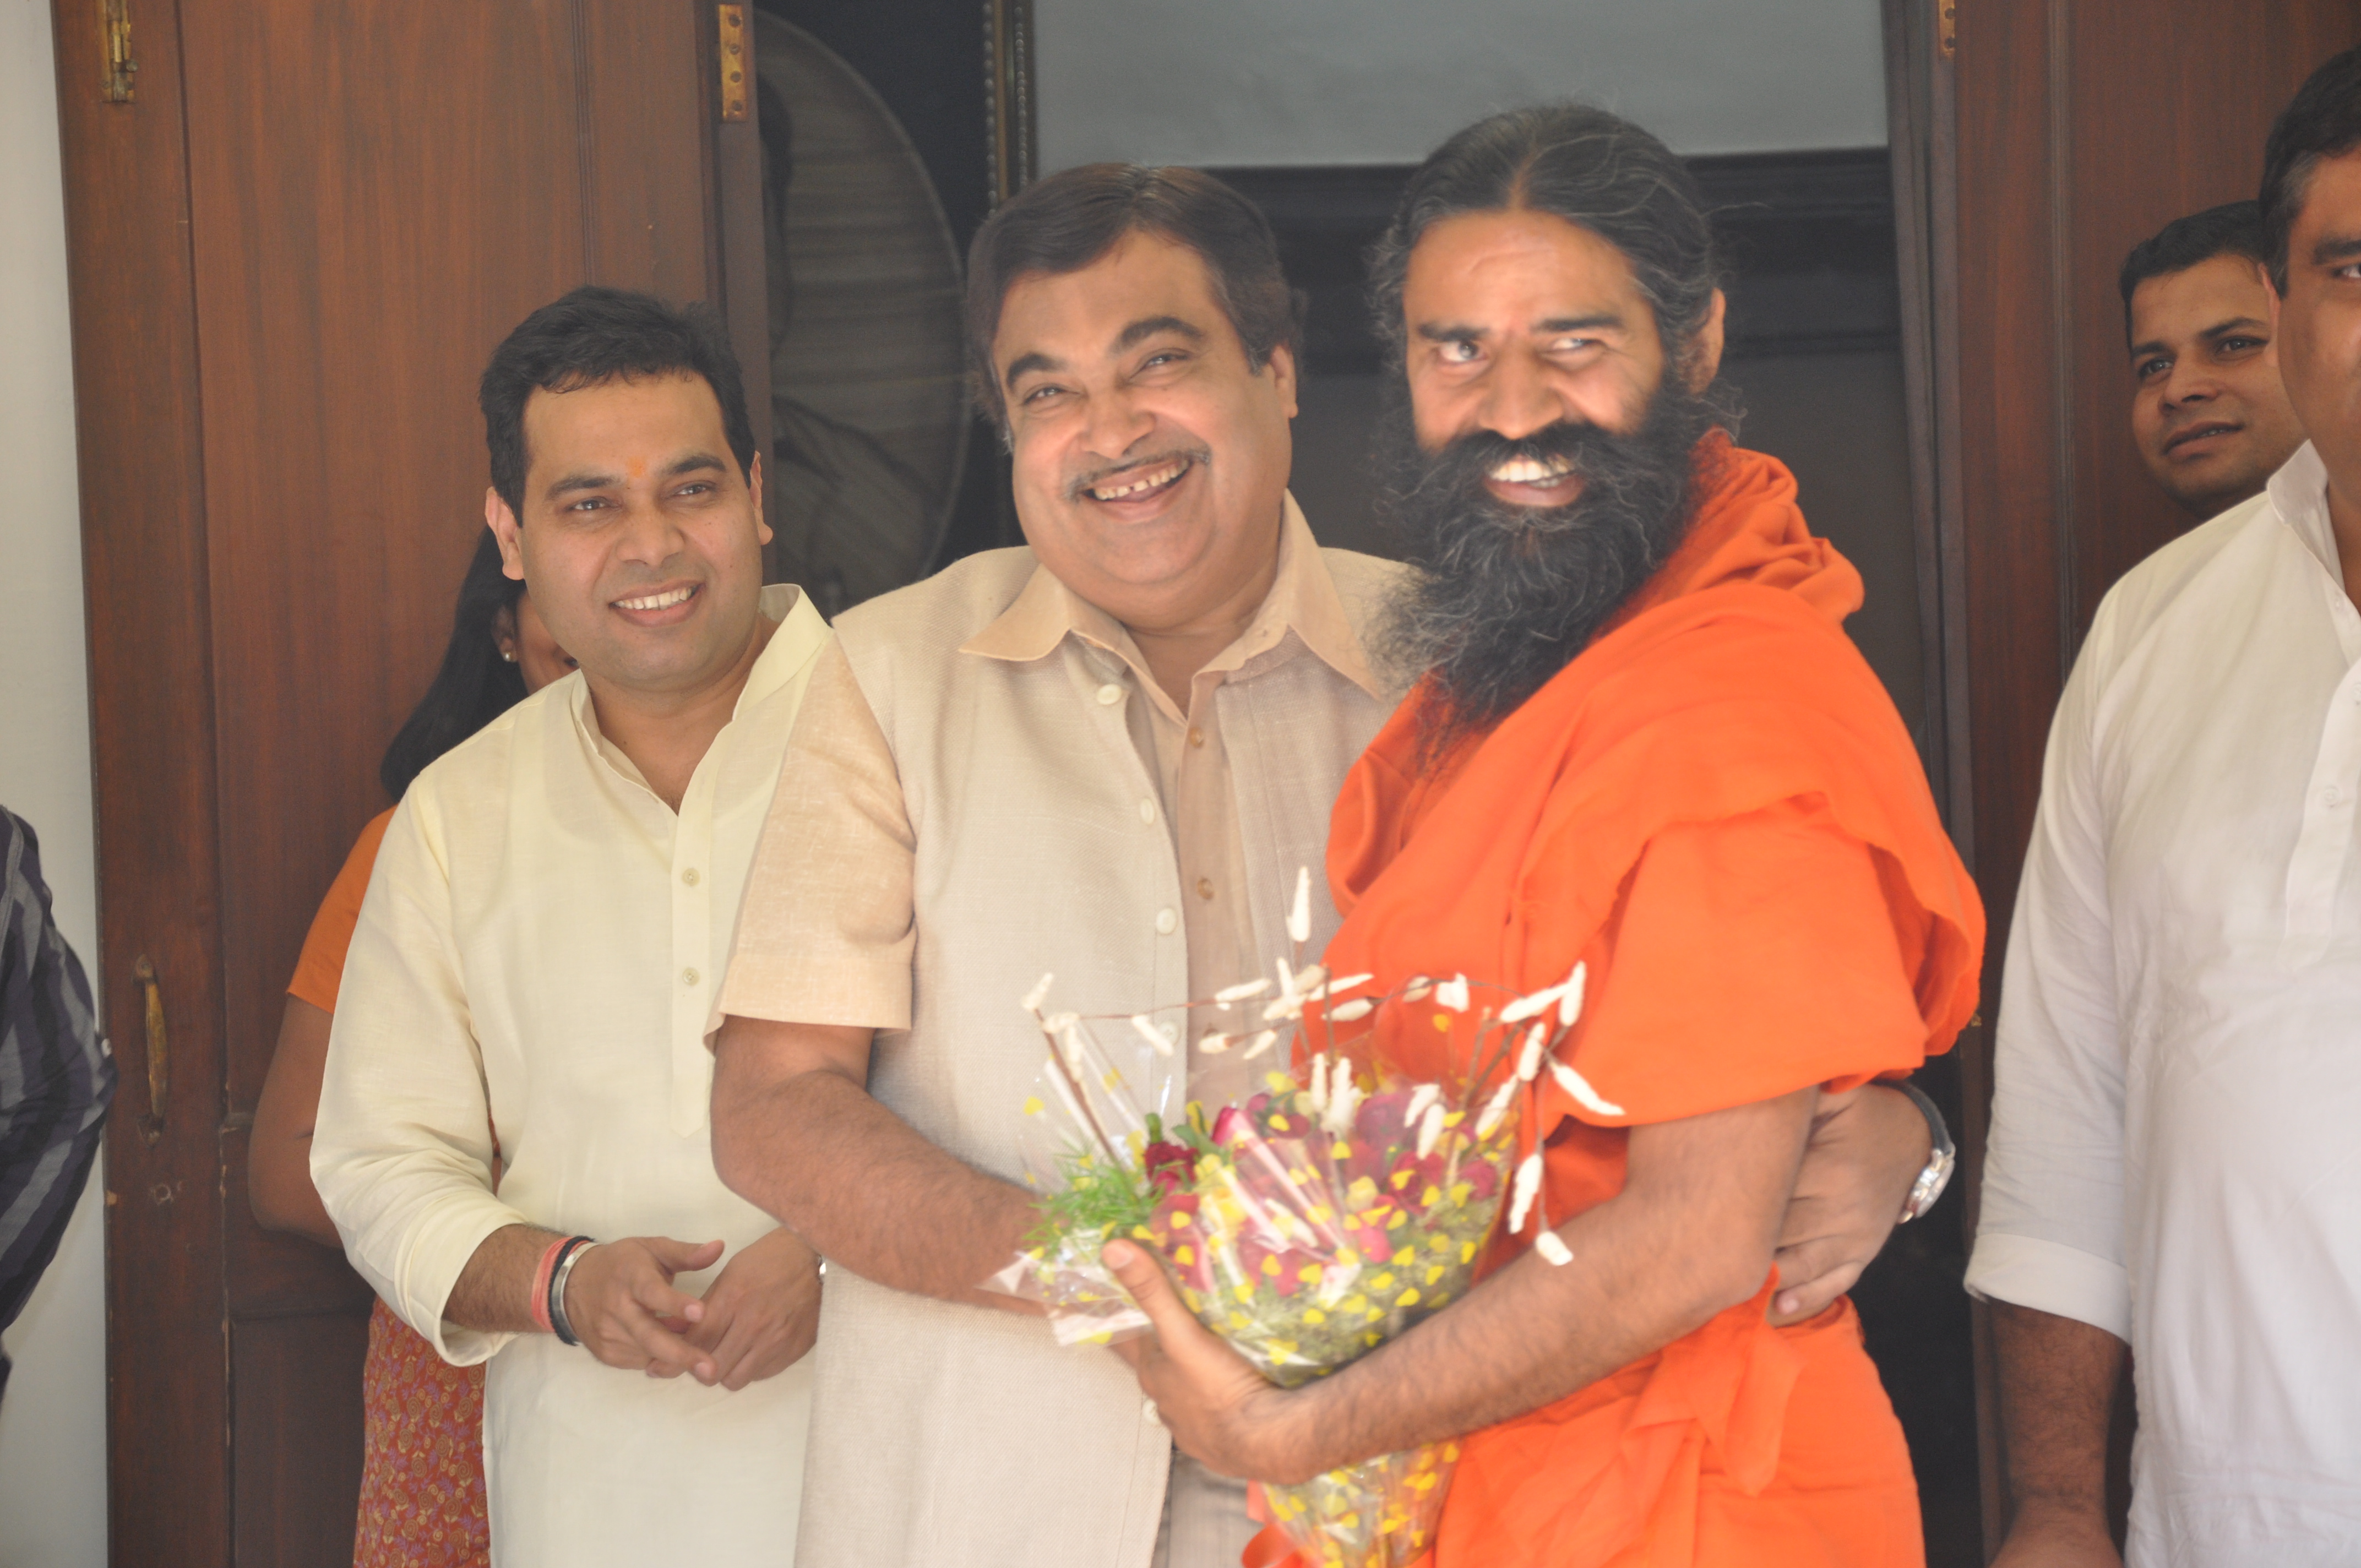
[1375,379,1724,759]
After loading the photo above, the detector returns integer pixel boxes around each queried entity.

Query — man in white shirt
[1972,50,2361,1568]
[312,287,828,1567]
[2120,200,2305,521]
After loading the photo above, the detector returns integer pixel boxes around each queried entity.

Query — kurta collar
[569,582,830,789]
[958,492,1384,701]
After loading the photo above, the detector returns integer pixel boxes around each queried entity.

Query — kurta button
[1139,799,1157,824]
[2326,786,2346,807]
[681,867,701,886]
[1196,877,1215,900]
[1155,908,1178,935]
[1096,683,1124,706]
[682,967,701,987]
[1188,727,1205,748]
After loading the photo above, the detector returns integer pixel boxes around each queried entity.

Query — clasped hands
[563,1226,822,1390]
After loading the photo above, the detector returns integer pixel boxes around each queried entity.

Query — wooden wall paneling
[710,3,784,574]
[47,0,236,1560]
[576,1,720,301]
[228,1311,369,1568]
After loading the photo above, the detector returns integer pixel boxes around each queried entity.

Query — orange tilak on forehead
[627,456,647,481]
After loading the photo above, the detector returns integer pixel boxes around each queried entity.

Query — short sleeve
[716,639,917,1031]
[1562,798,1933,1125]
[286,808,396,1012]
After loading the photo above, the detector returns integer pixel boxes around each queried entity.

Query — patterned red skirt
[352,1295,490,1567]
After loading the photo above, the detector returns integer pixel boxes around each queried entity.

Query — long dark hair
[378,530,529,799]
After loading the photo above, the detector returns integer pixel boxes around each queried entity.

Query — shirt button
[1096,683,1124,706]
[1155,908,1178,935]
[1139,798,1157,824]
[1196,877,1215,900]
[681,967,701,987]
[1188,727,1205,748]
[2326,786,2346,808]
[681,867,701,887]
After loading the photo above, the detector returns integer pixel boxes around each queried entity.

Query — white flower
[1416,1101,1446,1159]
[1198,1032,1232,1054]
[1515,1021,1548,1082]
[1507,1152,1543,1232]
[1498,984,1563,1025]
[1323,1075,1364,1135]
[1404,1084,1439,1126]
[1475,1075,1519,1140]
[1130,1014,1175,1059]
[1215,977,1273,1003]
[1434,973,1471,1012]
[1558,962,1588,1027]
[1287,865,1312,945]
[1328,997,1375,1022]
[1535,1231,1573,1267]
[1021,972,1055,1012]
[1548,1057,1625,1118]
[1242,1030,1280,1060]
[1321,972,1374,997]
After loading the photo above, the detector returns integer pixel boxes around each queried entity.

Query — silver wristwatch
[1894,1080,1956,1223]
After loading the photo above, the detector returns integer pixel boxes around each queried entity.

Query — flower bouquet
[986,872,1619,1568]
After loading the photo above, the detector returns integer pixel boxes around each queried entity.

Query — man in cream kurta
[314,288,826,1567]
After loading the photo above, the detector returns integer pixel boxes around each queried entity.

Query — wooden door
[47,3,768,1561]
[1901,0,2361,1550]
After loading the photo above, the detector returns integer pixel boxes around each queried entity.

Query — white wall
[1037,0,1886,169]
[0,1,108,1562]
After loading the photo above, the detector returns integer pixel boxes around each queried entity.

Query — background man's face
[1400,208,1718,510]
[488,372,771,702]
[2272,150,2361,502]
[993,229,1297,633]
[2128,254,2302,517]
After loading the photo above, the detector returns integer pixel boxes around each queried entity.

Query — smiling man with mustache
[706,160,1941,1568]
[1099,107,1983,1568]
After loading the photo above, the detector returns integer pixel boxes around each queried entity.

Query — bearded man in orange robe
[1105,104,1983,1567]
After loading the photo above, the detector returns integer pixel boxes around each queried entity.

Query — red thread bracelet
[529,1235,569,1333]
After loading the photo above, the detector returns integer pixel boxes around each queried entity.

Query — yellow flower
[1397,1287,1421,1307]
[1022,1096,1045,1117]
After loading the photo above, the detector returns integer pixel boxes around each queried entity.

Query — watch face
[1906,1147,1957,1221]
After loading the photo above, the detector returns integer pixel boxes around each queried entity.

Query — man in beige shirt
[709,166,1935,1568]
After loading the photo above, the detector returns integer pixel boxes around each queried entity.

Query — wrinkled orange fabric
[1315,437,1982,1568]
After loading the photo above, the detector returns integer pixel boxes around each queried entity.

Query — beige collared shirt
[313,585,830,1568]
[717,496,1406,1568]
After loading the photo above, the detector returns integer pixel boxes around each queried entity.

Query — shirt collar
[958,492,1384,701]
[2265,441,2344,582]
[569,582,830,780]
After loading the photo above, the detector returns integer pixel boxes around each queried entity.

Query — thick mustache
[1063,447,1211,502]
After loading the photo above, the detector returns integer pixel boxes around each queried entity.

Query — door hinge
[100,0,136,102]
[717,4,749,122]
[1939,0,1957,57]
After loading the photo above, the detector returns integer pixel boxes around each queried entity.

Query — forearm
[443,1221,567,1334]
[712,1039,1037,1309]
[249,998,341,1246]
[1993,1298,2128,1526]
[1282,1088,1818,1474]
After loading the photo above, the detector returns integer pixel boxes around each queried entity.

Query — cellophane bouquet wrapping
[988,875,1612,1568]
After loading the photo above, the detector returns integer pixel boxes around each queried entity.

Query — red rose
[1144,1139,1198,1195]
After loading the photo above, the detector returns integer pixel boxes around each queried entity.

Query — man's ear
[1264,342,1300,422]
[2263,259,2284,372]
[1685,289,1728,393]
[485,488,527,582]
[747,451,771,547]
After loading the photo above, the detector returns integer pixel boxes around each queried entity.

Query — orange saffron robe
[1320,438,1983,1567]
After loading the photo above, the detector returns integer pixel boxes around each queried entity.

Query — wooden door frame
[50,3,756,1560]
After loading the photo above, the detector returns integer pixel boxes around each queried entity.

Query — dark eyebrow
[541,451,727,503]
[2196,315,2270,340]
[1114,314,1206,352]
[2127,337,2170,364]
[1535,313,1625,334]
[2310,232,2361,266]
[1003,350,1060,392]
[1416,321,1485,343]
[1414,313,1624,343]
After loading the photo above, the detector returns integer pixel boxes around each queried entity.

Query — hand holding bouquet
[987,873,1621,1567]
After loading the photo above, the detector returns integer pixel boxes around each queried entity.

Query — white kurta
[1968,445,2361,1565]
[313,585,830,1568]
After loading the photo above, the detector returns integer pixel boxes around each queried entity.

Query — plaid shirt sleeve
[0,807,115,1385]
